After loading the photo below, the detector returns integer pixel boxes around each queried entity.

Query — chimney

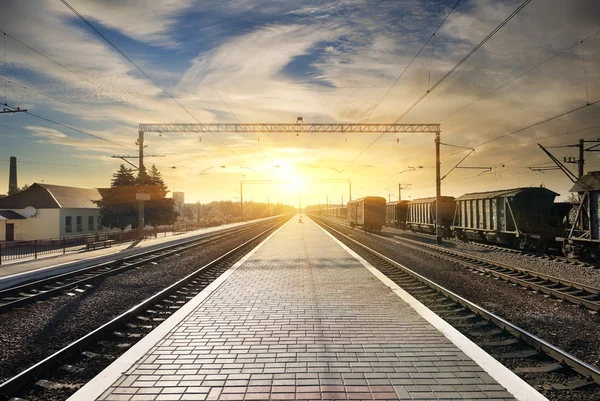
[8,156,17,195]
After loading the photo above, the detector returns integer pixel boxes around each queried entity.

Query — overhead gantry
[137,122,444,243]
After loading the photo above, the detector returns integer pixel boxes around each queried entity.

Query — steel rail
[0,219,285,397]
[378,233,600,311]
[318,217,600,310]
[314,217,600,386]
[0,220,271,313]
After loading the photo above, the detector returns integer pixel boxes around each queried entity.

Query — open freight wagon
[451,187,565,252]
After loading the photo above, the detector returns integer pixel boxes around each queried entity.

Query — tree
[95,164,138,230]
[142,164,178,227]
[111,164,136,187]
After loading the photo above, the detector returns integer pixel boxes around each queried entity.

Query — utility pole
[398,183,411,201]
[435,131,442,245]
[326,195,329,216]
[137,130,145,235]
[240,182,243,221]
[579,138,585,178]
[112,130,164,237]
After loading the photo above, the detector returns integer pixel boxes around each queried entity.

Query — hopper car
[406,196,456,236]
[450,187,566,252]
[386,200,409,229]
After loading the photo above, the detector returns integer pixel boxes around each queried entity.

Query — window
[88,216,94,231]
[97,215,102,229]
[65,216,72,233]
[76,216,83,232]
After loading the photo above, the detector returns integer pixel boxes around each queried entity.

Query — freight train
[307,172,600,260]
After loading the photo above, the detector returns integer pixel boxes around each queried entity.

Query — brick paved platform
[71,216,546,401]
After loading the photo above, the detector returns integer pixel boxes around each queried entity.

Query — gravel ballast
[384,226,600,288]
[0,219,284,385]
[319,218,600,370]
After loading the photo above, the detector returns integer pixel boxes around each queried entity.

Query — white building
[0,183,108,241]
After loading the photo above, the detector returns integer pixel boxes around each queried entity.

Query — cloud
[1,0,600,203]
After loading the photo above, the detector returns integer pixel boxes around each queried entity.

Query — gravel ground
[319,218,600,371]
[382,225,600,288]
[0,218,284,385]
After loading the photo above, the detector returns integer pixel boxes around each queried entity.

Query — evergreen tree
[95,165,138,230]
[112,164,137,187]
[141,164,178,227]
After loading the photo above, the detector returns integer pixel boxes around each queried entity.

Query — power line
[474,100,600,148]
[59,0,239,156]
[0,159,106,168]
[394,0,532,124]
[443,27,600,121]
[362,0,462,122]
[0,76,135,130]
[25,111,130,148]
[0,30,141,107]
[346,0,530,169]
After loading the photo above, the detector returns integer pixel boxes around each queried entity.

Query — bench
[85,233,115,251]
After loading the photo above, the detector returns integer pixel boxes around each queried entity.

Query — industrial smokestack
[8,156,17,195]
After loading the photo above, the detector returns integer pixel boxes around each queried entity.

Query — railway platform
[70,215,546,401]
[0,217,277,290]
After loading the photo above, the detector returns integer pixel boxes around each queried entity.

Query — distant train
[305,172,600,260]
[347,197,386,232]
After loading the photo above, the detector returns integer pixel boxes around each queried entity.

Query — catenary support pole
[435,131,442,245]
[240,182,243,221]
[138,130,145,236]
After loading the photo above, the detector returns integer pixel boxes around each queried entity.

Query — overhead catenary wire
[361,0,462,122]
[346,0,530,170]
[443,27,600,121]
[0,76,136,130]
[0,29,142,108]
[474,100,600,148]
[0,159,106,168]
[25,111,131,149]
[59,0,239,156]
[394,0,532,124]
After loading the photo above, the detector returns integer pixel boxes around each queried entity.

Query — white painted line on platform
[315,219,549,401]
[67,217,292,401]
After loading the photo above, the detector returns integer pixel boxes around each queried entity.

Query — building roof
[571,172,600,192]
[0,183,104,209]
[0,210,26,220]
[456,187,559,200]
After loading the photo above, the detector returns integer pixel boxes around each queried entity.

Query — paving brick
[91,218,519,401]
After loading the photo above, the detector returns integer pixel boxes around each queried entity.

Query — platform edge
[314,219,549,401]
[67,217,292,401]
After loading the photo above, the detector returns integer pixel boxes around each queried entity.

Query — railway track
[0,218,285,401]
[314,217,600,399]
[386,225,595,268]
[323,217,600,311]
[0,220,270,314]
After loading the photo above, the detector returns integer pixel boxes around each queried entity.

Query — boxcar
[347,196,386,232]
[452,187,559,252]
[559,172,600,259]
[406,196,455,235]
[386,201,409,228]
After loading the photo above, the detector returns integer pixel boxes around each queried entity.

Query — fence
[0,222,209,265]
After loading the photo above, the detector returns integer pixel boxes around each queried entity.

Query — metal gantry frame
[138,122,444,243]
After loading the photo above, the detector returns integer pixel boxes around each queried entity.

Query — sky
[0,0,599,206]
